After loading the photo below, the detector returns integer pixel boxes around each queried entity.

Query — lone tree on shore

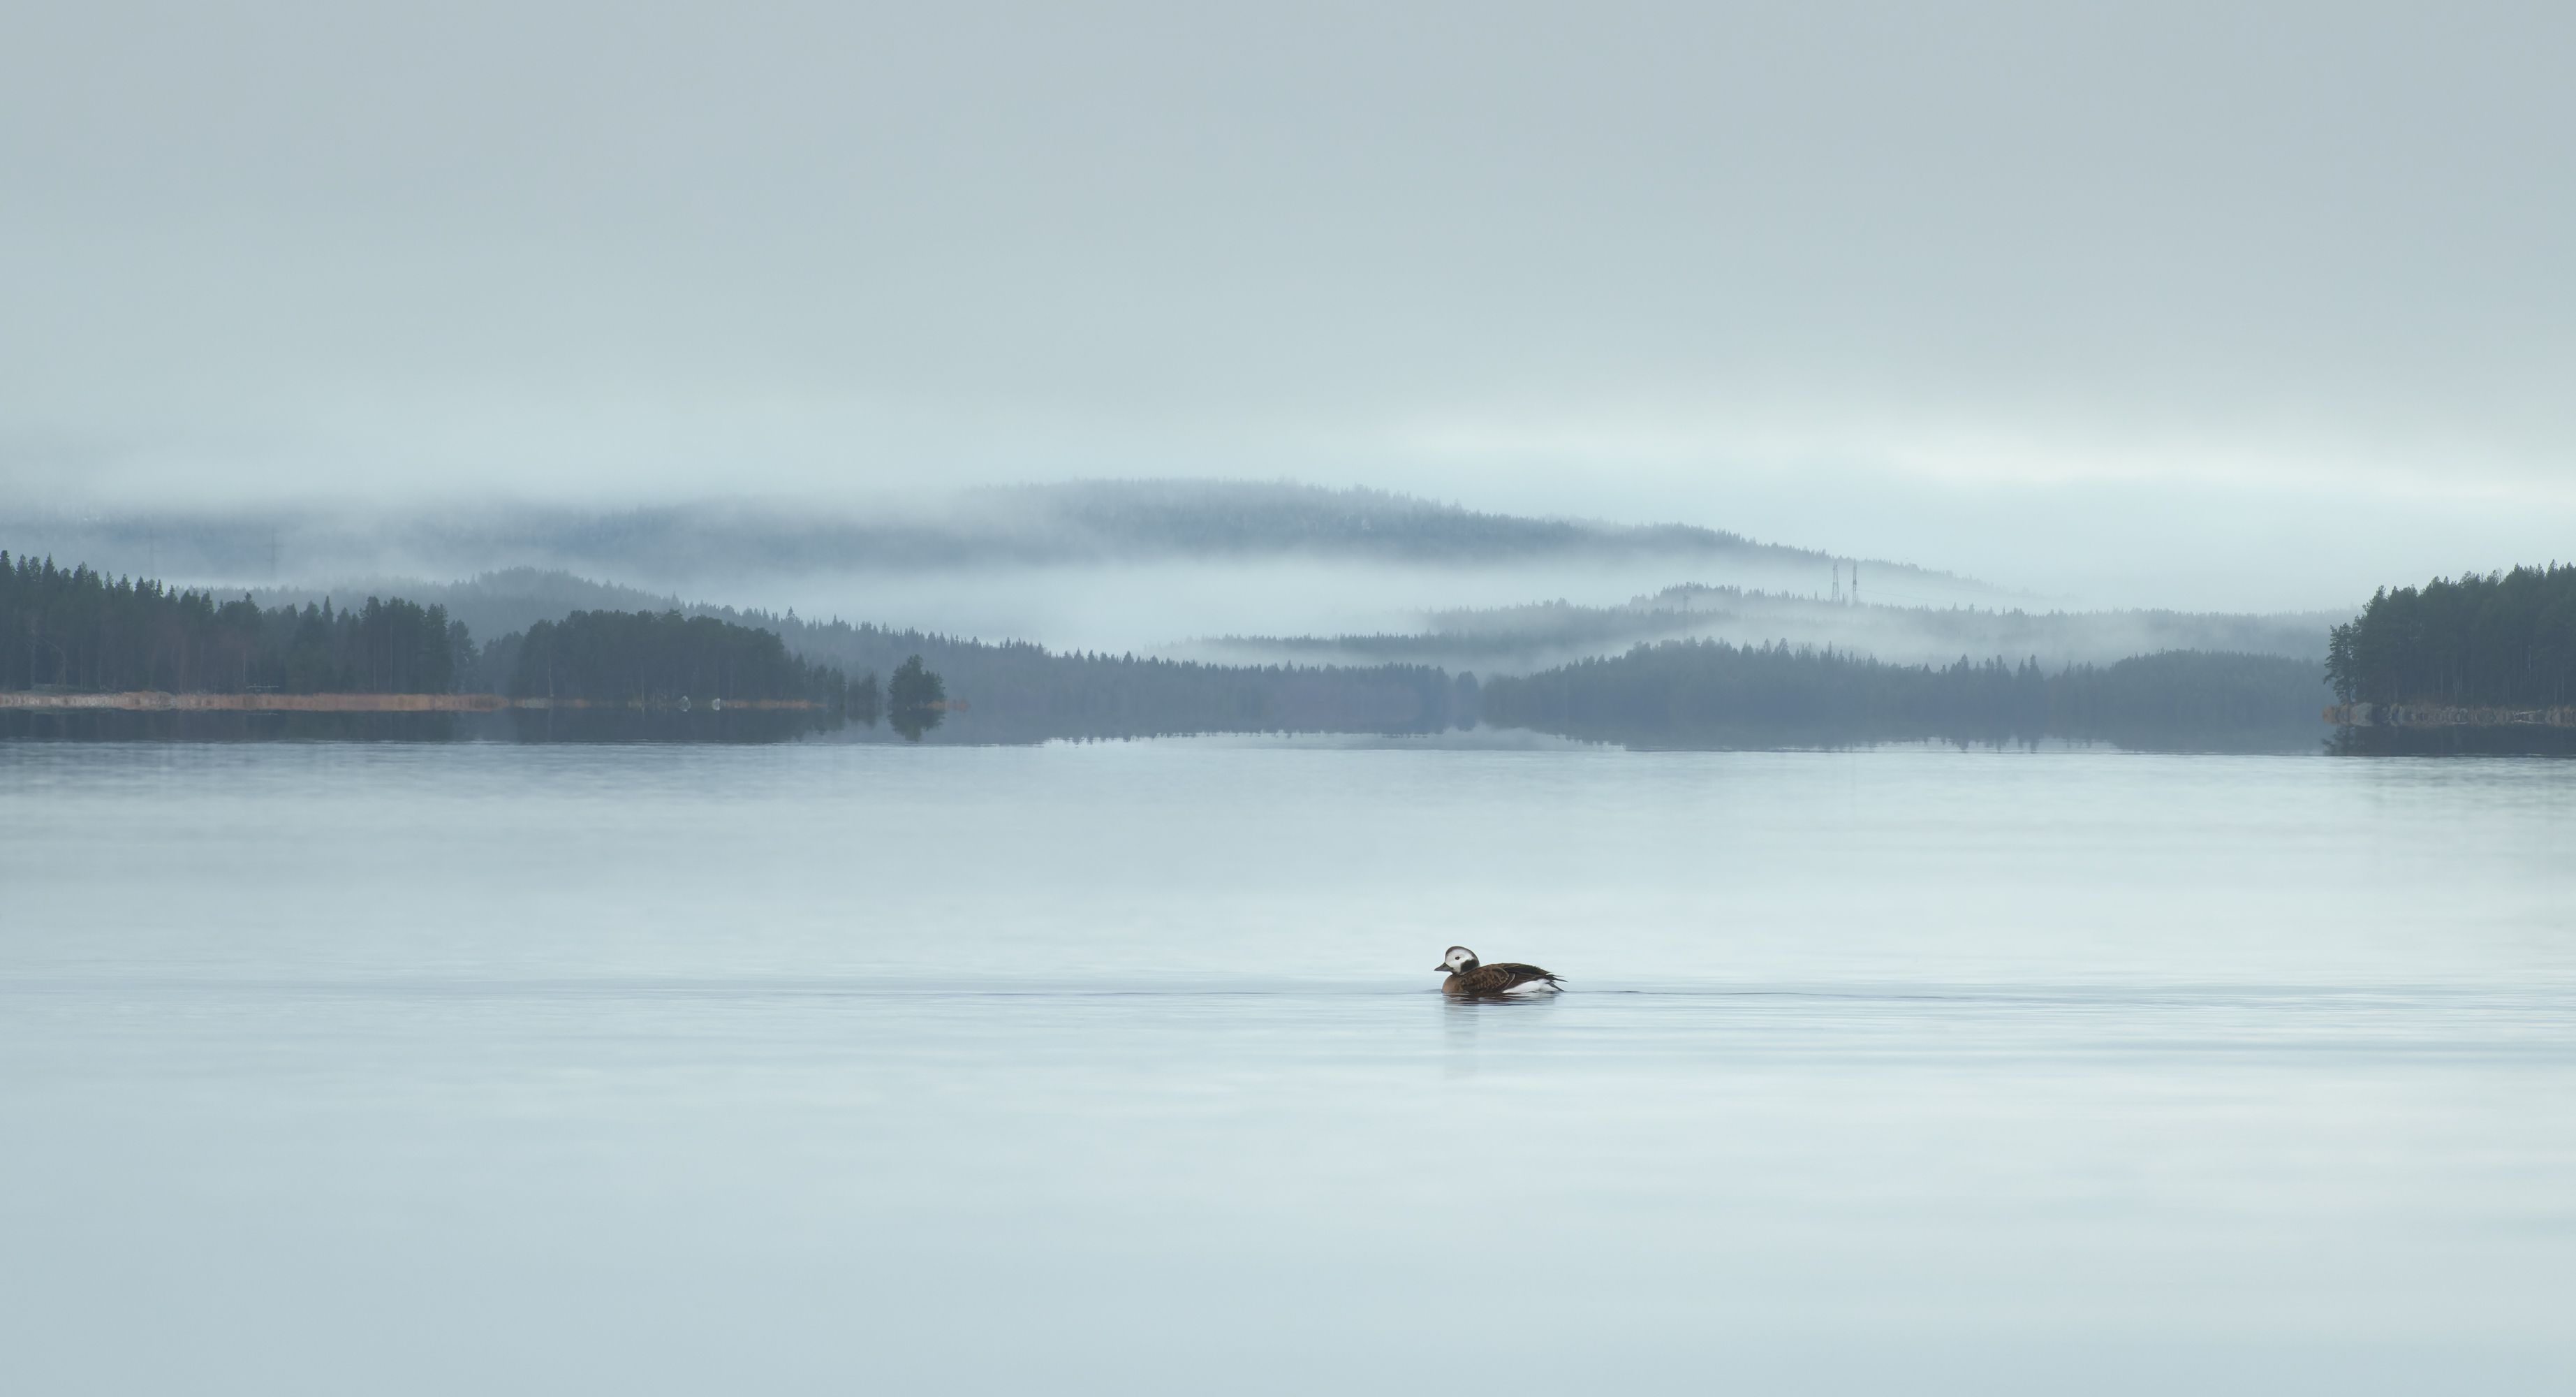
[888,654,947,740]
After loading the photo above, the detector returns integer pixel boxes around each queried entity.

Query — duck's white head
[1437,946,1480,973]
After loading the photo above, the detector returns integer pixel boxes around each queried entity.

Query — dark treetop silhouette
[2327,564,2576,709]
[3,552,464,694]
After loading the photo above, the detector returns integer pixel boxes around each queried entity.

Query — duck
[1437,946,1563,997]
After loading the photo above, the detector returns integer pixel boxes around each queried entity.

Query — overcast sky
[5,1,2570,607]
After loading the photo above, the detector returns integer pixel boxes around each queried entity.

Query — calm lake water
[3,739,2571,1394]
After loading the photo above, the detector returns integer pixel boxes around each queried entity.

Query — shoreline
[0,692,828,713]
[2325,703,2576,729]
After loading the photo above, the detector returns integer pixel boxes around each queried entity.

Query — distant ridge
[244,568,684,650]
[976,479,1805,564]
[1193,583,2343,675]
[1,479,1981,591]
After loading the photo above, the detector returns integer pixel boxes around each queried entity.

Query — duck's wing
[1471,963,1562,992]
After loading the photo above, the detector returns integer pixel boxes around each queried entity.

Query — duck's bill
[1432,964,1451,971]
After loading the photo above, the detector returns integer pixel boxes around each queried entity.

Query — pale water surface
[2,740,2571,1394]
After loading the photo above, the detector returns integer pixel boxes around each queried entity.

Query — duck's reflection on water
[1440,986,1561,1078]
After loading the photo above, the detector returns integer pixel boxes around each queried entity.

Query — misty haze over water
[8,3,2575,1393]
[2,481,2000,651]
[1,481,2338,671]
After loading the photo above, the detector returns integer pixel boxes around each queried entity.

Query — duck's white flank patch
[1503,979,1563,995]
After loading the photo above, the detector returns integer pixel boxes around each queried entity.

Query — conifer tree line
[496,610,850,708]
[1480,641,2330,747]
[735,610,1472,740]
[2,548,1436,736]
[30,545,2452,747]
[3,552,859,706]
[2326,564,2576,708]
[3,552,465,693]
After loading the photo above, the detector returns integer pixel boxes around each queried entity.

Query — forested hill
[2329,564,2576,708]
[1481,641,2332,751]
[263,569,1481,739]
[980,480,1813,564]
[11,548,2350,748]
[495,610,849,709]
[695,609,1472,742]
[2,551,1471,740]
[249,568,679,650]
[1198,584,2338,675]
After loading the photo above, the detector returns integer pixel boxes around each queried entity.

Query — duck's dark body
[1439,958,1563,997]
